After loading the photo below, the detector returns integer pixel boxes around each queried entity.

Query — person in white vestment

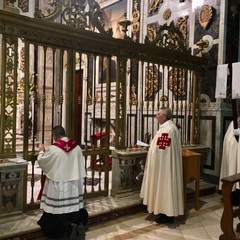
[37,125,88,239]
[219,115,240,205]
[140,107,184,224]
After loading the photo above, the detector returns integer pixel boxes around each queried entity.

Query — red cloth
[53,138,77,152]
[37,174,46,200]
[91,132,106,139]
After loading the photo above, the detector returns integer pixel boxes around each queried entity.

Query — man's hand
[38,144,45,152]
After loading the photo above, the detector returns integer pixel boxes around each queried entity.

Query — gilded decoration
[18,0,29,12]
[132,0,140,42]
[163,8,171,21]
[169,68,186,100]
[145,65,162,101]
[160,95,168,102]
[130,84,137,106]
[145,21,189,53]
[86,88,93,106]
[176,16,188,46]
[198,5,213,30]
[149,0,163,14]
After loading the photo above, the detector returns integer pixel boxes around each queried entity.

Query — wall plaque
[199,5,213,30]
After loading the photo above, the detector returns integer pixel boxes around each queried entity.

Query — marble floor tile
[86,194,227,240]
[0,193,238,240]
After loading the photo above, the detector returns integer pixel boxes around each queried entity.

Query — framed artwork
[100,0,127,39]
[98,0,121,9]
[98,56,117,84]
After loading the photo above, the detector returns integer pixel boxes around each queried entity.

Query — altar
[111,147,201,211]
[111,148,147,197]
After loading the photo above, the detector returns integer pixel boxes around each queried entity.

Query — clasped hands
[38,144,45,152]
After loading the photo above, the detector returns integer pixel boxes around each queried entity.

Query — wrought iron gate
[0,9,205,211]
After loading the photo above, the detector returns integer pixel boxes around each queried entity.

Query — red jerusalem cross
[156,133,171,149]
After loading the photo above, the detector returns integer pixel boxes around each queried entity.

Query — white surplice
[140,120,184,217]
[38,137,86,214]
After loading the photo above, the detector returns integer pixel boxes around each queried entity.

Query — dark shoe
[68,224,78,240]
[68,223,86,240]
[155,214,174,224]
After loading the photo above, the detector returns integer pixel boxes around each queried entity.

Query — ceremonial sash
[37,139,77,200]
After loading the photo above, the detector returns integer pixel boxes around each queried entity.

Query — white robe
[38,137,86,214]
[140,120,184,216]
[219,121,240,190]
[38,137,86,181]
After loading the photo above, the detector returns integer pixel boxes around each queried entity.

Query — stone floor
[0,180,234,240]
[0,191,235,240]
[86,193,227,240]
[0,192,143,240]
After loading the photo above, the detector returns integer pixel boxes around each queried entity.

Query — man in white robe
[140,107,184,223]
[219,121,239,189]
[219,118,240,204]
[37,125,87,239]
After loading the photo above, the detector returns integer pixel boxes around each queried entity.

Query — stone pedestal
[0,158,28,218]
[111,149,147,197]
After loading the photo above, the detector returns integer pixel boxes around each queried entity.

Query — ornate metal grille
[0,9,204,209]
